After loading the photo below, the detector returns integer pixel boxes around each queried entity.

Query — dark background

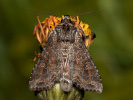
[0,0,133,100]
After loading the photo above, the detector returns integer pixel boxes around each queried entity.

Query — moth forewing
[29,30,59,91]
[71,30,103,93]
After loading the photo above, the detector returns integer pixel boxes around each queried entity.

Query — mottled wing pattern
[29,31,59,91]
[72,31,103,93]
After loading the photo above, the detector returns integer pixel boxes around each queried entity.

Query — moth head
[61,15,74,24]
[63,15,70,19]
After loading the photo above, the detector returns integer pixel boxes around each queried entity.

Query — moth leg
[55,28,61,42]
[77,29,85,37]
[70,30,76,43]
[77,29,86,41]
[48,30,54,38]
[30,51,41,62]
[30,45,44,62]
[57,32,61,42]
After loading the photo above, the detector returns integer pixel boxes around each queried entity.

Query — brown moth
[29,15,103,93]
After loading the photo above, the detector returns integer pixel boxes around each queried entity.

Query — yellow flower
[34,15,93,49]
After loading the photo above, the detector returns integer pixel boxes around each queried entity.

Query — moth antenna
[27,8,61,18]
[71,10,103,18]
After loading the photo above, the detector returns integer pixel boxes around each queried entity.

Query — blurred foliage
[0,0,133,100]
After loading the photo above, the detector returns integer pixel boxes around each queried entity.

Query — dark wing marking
[29,31,59,91]
[72,31,103,93]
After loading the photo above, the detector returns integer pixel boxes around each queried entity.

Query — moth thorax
[60,78,72,92]
[63,24,70,31]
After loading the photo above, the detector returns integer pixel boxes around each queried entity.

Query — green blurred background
[0,0,133,100]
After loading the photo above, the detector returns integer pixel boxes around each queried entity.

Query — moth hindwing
[29,15,103,93]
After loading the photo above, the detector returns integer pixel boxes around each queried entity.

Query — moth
[29,14,103,93]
